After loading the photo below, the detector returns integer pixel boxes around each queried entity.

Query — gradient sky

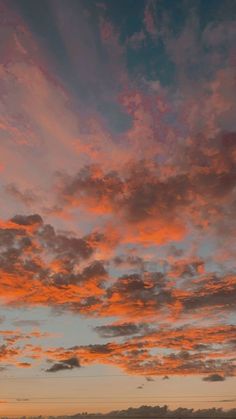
[0,0,236,416]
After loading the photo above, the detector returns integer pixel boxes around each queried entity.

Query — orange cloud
[44,324,236,377]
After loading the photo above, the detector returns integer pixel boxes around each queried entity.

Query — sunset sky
[0,0,236,416]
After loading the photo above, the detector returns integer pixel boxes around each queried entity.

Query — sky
[0,0,236,416]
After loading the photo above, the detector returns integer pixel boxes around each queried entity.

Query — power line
[0,375,127,380]
[1,394,236,401]
[0,400,235,405]
[1,393,236,400]
[0,374,234,384]
[1,396,234,400]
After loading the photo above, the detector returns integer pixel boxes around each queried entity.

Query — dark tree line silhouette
[2,404,236,419]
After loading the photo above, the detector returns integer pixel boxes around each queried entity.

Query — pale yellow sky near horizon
[0,367,235,416]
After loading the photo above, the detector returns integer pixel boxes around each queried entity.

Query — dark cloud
[219,399,236,403]
[46,363,73,373]
[94,322,150,338]
[0,214,235,322]
[145,376,155,382]
[37,224,94,261]
[107,272,167,298]
[46,323,236,379]
[113,255,144,268]
[51,261,107,287]
[203,374,225,382]
[172,260,204,278]
[61,357,80,368]
[0,214,95,275]
[81,261,107,281]
[57,132,236,233]
[85,344,114,354]
[0,344,19,362]
[59,165,123,206]
[193,344,211,351]
[182,274,236,313]
[10,214,43,226]
[57,163,190,225]
[0,215,235,379]
[0,214,108,311]
[46,357,80,373]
